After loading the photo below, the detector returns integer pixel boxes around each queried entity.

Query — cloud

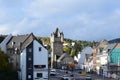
[0,0,120,41]
[0,24,9,34]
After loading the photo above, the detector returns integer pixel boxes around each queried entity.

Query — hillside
[37,36,93,57]
[109,38,120,43]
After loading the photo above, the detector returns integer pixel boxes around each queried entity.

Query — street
[49,69,117,80]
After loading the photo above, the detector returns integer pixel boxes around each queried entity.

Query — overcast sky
[0,0,120,41]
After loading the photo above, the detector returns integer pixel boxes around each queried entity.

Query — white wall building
[20,34,48,80]
[74,52,81,62]
[78,46,93,70]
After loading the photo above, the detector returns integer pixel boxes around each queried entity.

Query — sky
[0,0,120,41]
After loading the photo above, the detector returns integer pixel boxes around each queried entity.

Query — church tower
[50,28,64,68]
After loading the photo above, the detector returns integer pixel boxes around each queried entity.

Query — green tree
[0,50,8,72]
[63,45,71,54]
[70,49,76,58]
[0,50,18,80]
[74,41,82,55]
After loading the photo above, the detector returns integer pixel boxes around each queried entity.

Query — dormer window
[108,49,111,52]
[12,41,15,46]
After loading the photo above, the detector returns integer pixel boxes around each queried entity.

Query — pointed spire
[54,27,61,37]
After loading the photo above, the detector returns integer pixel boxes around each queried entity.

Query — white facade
[78,46,93,69]
[33,40,48,80]
[74,52,81,62]
[20,40,48,80]
[100,52,108,65]
[0,34,12,53]
[20,49,26,80]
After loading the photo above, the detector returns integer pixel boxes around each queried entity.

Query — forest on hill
[37,37,93,57]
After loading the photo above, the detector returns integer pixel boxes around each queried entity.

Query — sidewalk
[91,74,120,80]
[91,74,111,80]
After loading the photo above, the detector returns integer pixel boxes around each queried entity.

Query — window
[39,47,41,51]
[28,67,32,70]
[28,64,32,69]
[10,50,12,54]
[12,41,15,46]
[37,73,42,78]
[108,49,111,52]
[99,47,103,53]
[28,57,31,61]
[34,65,46,68]
[29,48,32,52]
[28,75,31,79]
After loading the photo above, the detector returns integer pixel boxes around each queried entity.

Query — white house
[74,52,81,62]
[78,46,93,71]
[20,33,48,80]
[96,43,116,76]
[0,34,12,53]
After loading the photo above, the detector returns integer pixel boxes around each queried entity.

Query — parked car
[85,75,92,80]
[50,69,56,76]
[61,75,75,80]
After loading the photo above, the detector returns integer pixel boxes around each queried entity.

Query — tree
[70,49,76,58]
[0,50,18,80]
[0,50,8,72]
[74,41,82,55]
[63,45,71,54]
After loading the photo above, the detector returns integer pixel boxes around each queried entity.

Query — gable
[21,33,43,51]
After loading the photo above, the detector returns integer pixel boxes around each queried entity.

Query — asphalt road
[49,69,116,80]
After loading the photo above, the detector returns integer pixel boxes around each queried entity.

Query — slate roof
[7,34,29,50]
[104,43,117,53]
[7,33,43,51]
[82,46,93,54]
[21,33,43,50]
[57,53,74,63]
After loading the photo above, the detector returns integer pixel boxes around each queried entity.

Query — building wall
[33,40,48,80]
[20,49,26,80]
[33,40,48,67]
[100,54,108,65]
[20,40,48,80]
[110,48,120,63]
[26,41,33,80]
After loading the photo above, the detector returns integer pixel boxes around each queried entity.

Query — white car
[85,75,92,80]
[61,75,75,80]
[50,69,56,76]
